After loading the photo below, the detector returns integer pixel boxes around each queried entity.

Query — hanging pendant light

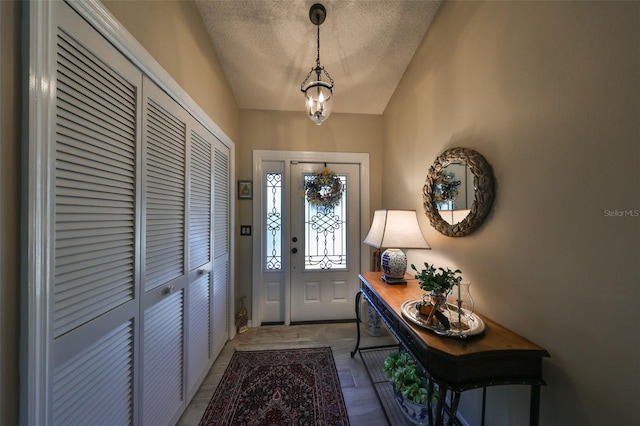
[300,3,334,125]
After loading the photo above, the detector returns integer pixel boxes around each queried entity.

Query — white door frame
[252,150,370,326]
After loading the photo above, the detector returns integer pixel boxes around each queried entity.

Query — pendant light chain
[316,26,321,70]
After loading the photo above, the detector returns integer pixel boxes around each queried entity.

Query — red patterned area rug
[199,347,350,425]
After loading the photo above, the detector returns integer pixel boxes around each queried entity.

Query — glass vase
[446,280,474,333]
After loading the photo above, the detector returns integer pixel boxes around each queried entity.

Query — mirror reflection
[435,163,473,225]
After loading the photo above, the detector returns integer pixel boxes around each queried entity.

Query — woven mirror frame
[423,147,494,237]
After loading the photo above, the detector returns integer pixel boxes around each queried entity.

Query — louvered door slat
[147,176,185,192]
[57,156,134,186]
[146,228,183,240]
[147,106,185,141]
[56,70,136,128]
[56,169,133,193]
[56,225,133,248]
[55,244,132,271]
[55,262,131,289]
[56,109,134,155]
[56,203,133,217]
[57,141,134,177]
[146,109,184,137]
[57,89,135,139]
[55,276,132,310]
[58,231,132,255]
[144,98,186,291]
[56,186,134,204]
[57,114,134,156]
[54,28,136,337]
[145,147,185,173]
[56,273,132,303]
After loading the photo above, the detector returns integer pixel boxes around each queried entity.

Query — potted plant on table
[383,351,434,425]
[410,262,462,330]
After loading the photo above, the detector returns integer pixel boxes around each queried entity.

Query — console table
[351,272,549,426]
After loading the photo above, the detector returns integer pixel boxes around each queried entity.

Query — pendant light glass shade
[303,80,333,125]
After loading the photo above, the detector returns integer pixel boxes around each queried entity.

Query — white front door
[289,162,360,322]
[252,151,370,326]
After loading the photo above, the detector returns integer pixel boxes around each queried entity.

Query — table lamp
[363,209,431,284]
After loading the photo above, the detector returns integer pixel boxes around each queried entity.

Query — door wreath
[304,168,344,209]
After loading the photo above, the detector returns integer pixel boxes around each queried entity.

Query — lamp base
[380,248,407,284]
[381,275,407,285]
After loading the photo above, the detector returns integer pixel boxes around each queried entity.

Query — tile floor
[176,321,401,426]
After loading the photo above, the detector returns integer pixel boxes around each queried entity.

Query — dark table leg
[481,387,487,426]
[530,384,541,426]
[350,290,362,358]
[435,384,448,425]
[448,391,461,426]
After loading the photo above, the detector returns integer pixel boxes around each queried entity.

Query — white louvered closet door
[31,2,233,424]
[212,143,230,357]
[140,78,189,426]
[186,120,214,400]
[51,3,142,425]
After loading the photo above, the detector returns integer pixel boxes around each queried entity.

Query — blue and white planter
[394,390,430,425]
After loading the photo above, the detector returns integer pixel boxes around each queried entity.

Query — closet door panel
[141,291,184,426]
[212,144,230,357]
[54,17,138,339]
[50,3,142,425]
[189,129,213,271]
[186,272,210,398]
[186,124,214,398]
[143,94,186,292]
[52,320,134,425]
[140,78,188,425]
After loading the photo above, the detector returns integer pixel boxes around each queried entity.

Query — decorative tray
[401,299,486,339]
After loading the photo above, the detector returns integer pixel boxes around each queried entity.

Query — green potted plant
[410,262,462,294]
[410,262,462,329]
[383,351,433,425]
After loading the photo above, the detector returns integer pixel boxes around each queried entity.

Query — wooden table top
[360,271,549,359]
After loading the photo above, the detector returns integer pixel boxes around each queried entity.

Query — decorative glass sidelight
[265,172,282,270]
[304,174,347,270]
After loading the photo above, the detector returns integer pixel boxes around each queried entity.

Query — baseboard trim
[290,319,357,326]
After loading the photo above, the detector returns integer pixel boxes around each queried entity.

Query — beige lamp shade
[363,210,431,249]
[363,210,430,283]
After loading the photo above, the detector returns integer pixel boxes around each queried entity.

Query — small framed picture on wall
[238,180,253,199]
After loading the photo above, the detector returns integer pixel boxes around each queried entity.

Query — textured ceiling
[196,0,441,115]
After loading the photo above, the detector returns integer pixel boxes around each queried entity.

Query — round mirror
[423,147,494,237]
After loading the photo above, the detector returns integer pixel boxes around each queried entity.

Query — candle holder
[446,280,474,333]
